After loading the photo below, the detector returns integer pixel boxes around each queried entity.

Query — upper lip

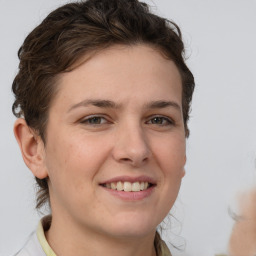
[100,175,157,185]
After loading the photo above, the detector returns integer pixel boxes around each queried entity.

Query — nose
[112,123,151,167]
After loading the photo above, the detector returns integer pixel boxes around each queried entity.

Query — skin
[229,189,256,256]
[14,44,186,256]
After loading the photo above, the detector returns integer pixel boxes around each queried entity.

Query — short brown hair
[12,0,195,209]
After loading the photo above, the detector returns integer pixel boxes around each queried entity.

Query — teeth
[105,181,151,192]
[111,183,116,190]
[132,182,140,192]
[124,182,132,192]
[116,181,123,191]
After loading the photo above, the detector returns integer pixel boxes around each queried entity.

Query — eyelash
[80,115,109,125]
[80,115,174,127]
[146,116,174,126]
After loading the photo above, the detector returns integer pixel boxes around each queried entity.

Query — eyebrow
[68,99,120,112]
[144,100,181,111]
[68,99,181,112]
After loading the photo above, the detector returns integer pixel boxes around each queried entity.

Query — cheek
[153,135,186,207]
[151,136,185,222]
[45,131,111,189]
[154,135,186,174]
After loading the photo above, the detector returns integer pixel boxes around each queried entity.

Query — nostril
[120,157,148,163]
[121,158,131,162]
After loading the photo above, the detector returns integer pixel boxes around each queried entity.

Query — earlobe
[14,118,48,179]
[181,168,186,178]
[181,155,187,178]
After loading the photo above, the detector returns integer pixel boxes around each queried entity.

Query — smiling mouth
[101,181,153,192]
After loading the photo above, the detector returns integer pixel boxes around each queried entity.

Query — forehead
[53,44,182,108]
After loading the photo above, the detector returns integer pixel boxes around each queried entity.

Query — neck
[45,215,157,256]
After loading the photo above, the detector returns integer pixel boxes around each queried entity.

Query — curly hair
[12,0,195,209]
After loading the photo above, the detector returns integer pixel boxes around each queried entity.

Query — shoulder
[13,232,46,256]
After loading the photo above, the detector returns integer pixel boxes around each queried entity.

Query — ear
[14,118,48,179]
[181,155,186,178]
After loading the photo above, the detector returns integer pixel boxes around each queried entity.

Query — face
[42,44,186,239]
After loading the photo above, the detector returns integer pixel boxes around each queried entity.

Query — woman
[12,0,195,255]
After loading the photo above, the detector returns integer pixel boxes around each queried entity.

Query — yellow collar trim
[36,218,57,256]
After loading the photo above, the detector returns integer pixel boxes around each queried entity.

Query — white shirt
[14,231,46,256]
[14,216,56,256]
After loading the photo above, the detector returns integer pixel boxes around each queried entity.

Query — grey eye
[148,116,172,125]
[151,117,165,124]
[81,116,108,125]
[88,117,103,124]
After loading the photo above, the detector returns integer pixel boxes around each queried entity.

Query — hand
[229,189,256,256]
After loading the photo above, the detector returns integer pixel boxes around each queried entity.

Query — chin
[103,215,159,239]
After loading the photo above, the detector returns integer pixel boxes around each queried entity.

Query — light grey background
[1,1,255,256]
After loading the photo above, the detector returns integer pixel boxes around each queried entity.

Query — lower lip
[101,186,155,201]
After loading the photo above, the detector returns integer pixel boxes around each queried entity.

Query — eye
[146,116,174,126]
[80,116,108,125]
